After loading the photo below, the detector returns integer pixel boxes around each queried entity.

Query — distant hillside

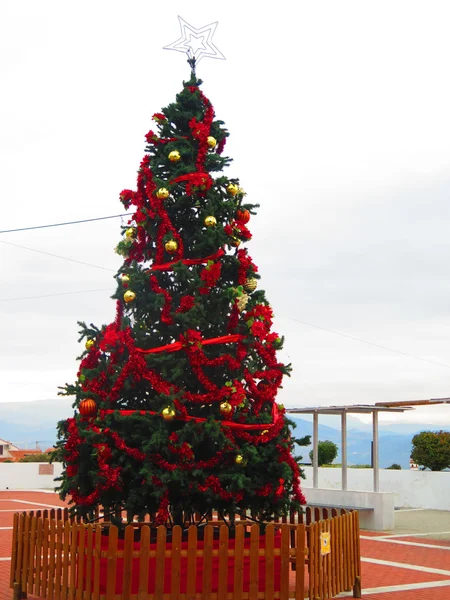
[288,416,450,469]
[0,400,448,468]
[0,399,73,449]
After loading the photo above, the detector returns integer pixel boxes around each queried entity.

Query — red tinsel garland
[199,261,222,294]
[168,432,194,462]
[122,155,184,266]
[198,476,244,503]
[154,489,170,525]
[176,295,195,313]
[77,349,100,377]
[188,87,214,172]
[197,349,241,371]
[276,443,307,506]
[244,303,273,328]
[216,137,226,154]
[67,424,122,507]
[104,425,231,473]
[254,339,278,368]
[150,275,173,324]
[227,301,240,332]
[64,418,81,469]
[107,429,146,461]
[236,248,258,285]
[149,184,184,264]
[115,300,123,326]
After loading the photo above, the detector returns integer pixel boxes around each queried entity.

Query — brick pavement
[1,491,450,599]
[360,538,450,571]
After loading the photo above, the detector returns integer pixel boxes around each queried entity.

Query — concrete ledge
[304,487,395,531]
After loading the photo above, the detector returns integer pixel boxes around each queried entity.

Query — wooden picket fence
[10,508,361,600]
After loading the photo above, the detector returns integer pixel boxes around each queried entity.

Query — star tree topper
[164,16,225,69]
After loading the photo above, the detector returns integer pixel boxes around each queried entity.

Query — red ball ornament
[79,398,98,418]
[236,209,250,224]
[257,380,270,393]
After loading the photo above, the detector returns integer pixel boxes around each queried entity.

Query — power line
[0,288,112,302]
[2,279,449,372]
[1,222,448,371]
[0,214,129,234]
[279,314,450,370]
[0,239,116,272]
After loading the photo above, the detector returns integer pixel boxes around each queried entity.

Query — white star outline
[164,16,225,64]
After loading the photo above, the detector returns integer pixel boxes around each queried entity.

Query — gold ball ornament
[125,227,136,239]
[204,215,217,227]
[156,188,170,199]
[207,136,217,148]
[236,293,249,312]
[219,401,233,416]
[229,236,241,247]
[168,150,181,162]
[85,339,95,350]
[227,183,239,196]
[244,277,258,293]
[161,407,176,421]
[120,274,130,284]
[124,290,136,303]
[165,239,178,254]
[235,454,245,465]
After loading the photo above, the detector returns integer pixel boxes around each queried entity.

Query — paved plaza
[1,491,449,599]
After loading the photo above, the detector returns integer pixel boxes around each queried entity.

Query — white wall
[301,466,450,510]
[1,463,448,512]
[0,462,64,490]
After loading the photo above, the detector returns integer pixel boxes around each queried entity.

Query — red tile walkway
[1,491,449,599]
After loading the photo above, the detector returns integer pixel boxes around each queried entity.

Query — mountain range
[0,400,448,469]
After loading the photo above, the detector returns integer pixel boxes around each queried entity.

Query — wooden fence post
[12,582,22,600]
[353,511,362,598]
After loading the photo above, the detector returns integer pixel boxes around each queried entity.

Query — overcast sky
[1,1,450,425]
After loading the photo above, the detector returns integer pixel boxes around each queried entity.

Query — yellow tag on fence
[320,531,331,555]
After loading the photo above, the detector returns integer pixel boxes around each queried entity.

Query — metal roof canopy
[286,405,413,415]
[285,404,415,493]
[375,397,450,408]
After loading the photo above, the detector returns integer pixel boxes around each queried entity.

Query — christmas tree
[55,56,309,528]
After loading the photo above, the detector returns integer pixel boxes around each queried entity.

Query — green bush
[411,431,450,471]
[19,453,52,463]
[309,440,338,466]
[386,463,402,470]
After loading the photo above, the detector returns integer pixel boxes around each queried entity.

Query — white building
[0,438,19,459]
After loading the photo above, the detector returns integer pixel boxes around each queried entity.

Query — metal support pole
[341,410,348,491]
[372,410,379,492]
[313,411,319,489]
